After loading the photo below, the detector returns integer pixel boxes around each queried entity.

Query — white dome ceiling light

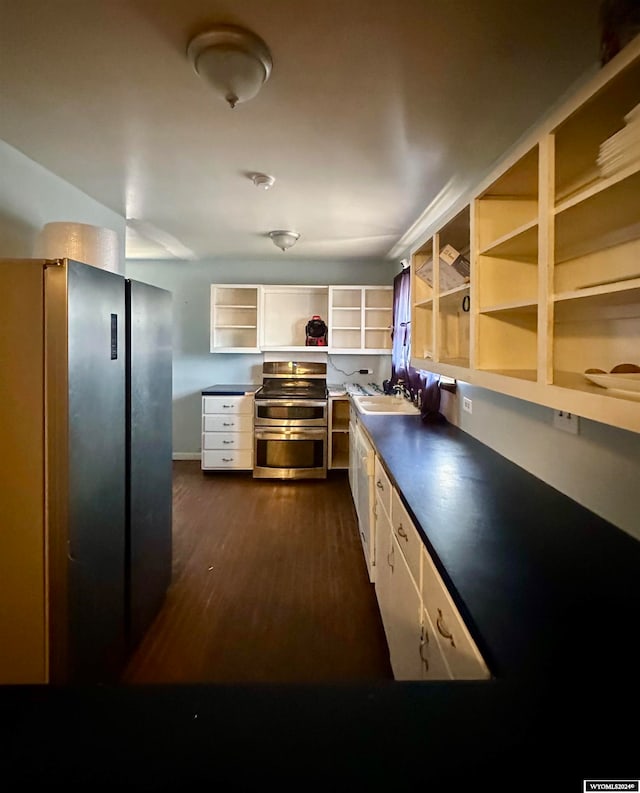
[187,25,272,110]
[251,173,275,190]
[269,230,300,251]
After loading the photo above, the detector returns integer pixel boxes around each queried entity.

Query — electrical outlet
[553,409,579,434]
[462,397,472,414]
[359,369,372,374]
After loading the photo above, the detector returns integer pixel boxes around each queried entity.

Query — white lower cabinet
[387,533,425,680]
[374,495,394,643]
[373,456,489,680]
[355,424,375,582]
[201,395,254,470]
[421,546,490,680]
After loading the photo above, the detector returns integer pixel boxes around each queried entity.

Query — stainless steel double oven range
[253,361,328,479]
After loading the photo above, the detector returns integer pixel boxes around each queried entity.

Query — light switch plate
[463,397,472,414]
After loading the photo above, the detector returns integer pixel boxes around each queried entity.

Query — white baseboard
[172,452,202,461]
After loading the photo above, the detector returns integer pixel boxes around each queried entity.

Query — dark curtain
[389,266,446,422]
[390,267,412,389]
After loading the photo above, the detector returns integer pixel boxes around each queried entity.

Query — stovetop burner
[255,361,328,401]
[255,361,328,399]
[255,381,328,400]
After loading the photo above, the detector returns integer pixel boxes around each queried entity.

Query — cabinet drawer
[421,547,490,680]
[202,449,253,469]
[421,607,452,680]
[203,395,253,415]
[202,431,253,451]
[373,456,392,519]
[203,414,253,433]
[391,489,422,588]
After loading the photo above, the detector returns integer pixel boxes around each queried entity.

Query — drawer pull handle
[223,422,235,427]
[222,440,235,444]
[222,403,234,408]
[222,457,234,462]
[436,609,456,648]
[419,625,429,670]
[387,544,395,572]
[397,523,408,541]
[376,480,384,490]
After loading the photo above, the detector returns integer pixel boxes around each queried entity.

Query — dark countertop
[202,383,260,395]
[3,414,639,790]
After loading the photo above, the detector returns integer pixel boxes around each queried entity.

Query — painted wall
[125,258,398,455]
[0,139,125,271]
[437,380,640,542]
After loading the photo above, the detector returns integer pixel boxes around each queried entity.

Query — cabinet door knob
[397,523,408,541]
[376,480,383,490]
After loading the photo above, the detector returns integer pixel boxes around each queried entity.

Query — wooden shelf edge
[554,161,640,216]
[411,359,640,433]
[478,217,538,257]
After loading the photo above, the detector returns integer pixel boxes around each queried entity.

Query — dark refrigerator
[0,257,172,684]
[126,278,173,652]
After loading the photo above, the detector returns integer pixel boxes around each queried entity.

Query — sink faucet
[392,380,411,400]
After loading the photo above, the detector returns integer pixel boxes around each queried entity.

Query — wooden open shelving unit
[410,36,640,434]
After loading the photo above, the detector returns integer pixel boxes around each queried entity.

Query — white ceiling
[0,0,602,263]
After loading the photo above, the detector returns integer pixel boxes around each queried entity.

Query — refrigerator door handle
[67,539,77,563]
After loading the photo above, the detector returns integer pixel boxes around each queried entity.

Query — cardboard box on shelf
[415,244,470,292]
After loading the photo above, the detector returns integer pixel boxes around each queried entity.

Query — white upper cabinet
[210,285,260,353]
[210,283,393,354]
[329,286,393,354]
[260,285,329,351]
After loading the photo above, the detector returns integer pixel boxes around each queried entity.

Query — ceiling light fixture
[251,173,275,190]
[187,24,272,109]
[269,230,300,251]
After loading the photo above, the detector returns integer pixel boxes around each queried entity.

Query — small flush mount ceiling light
[251,173,275,190]
[187,24,272,109]
[269,230,300,251]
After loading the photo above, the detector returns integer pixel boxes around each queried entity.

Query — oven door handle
[255,400,328,408]
[254,428,327,439]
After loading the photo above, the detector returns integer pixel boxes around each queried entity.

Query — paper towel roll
[34,222,121,273]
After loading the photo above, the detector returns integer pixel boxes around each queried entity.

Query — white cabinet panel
[420,607,452,680]
[203,395,253,414]
[201,395,254,471]
[203,414,253,433]
[421,547,490,680]
[373,456,392,520]
[391,489,422,589]
[202,431,253,451]
[387,533,424,680]
[202,450,253,469]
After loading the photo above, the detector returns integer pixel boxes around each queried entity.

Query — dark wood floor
[122,461,392,684]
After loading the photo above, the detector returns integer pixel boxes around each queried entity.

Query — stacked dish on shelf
[597,102,640,176]
[584,363,640,395]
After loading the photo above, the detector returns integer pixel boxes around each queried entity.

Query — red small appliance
[305,315,327,346]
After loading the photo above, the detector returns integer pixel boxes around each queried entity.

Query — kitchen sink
[353,394,420,416]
